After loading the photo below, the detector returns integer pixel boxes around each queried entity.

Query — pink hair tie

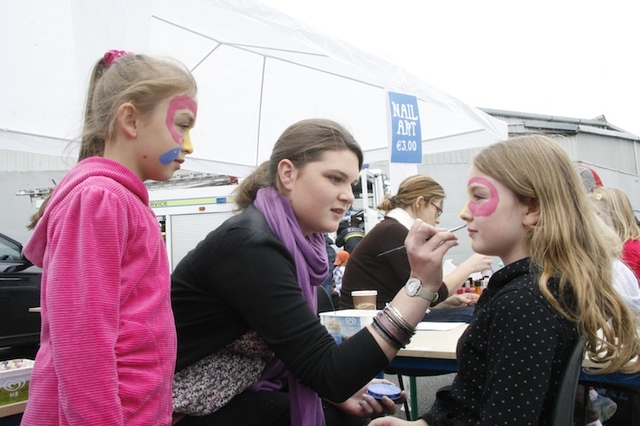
[103,49,130,67]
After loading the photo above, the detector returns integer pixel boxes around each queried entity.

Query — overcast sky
[261,0,639,136]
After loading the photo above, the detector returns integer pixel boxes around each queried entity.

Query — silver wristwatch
[405,277,439,303]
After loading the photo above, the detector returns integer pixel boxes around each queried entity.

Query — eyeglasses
[431,202,443,218]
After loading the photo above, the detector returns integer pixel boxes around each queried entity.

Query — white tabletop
[398,322,632,376]
[398,322,467,359]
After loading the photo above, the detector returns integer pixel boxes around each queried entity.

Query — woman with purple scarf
[170,119,459,426]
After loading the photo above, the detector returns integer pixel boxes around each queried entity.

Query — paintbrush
[376,223,468,257]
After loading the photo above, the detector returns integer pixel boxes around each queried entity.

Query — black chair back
[550,337,586,426]
[317,287,336,314]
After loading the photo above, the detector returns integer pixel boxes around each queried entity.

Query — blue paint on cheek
[159,148,181,165]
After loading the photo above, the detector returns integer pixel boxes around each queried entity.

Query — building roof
[480,108,639,141]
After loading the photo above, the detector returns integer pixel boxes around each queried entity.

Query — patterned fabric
[422,258,578,426]
[173,331,273,415]
[332,265,345,294]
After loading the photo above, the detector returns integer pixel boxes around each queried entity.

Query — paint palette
[366,383,402,400]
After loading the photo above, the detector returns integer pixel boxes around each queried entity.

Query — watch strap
[417,285,439,303]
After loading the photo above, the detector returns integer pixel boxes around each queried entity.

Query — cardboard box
[0,359,34,406]
[320,309,379,343]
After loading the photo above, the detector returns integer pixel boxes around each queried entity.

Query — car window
[0,234,22,260]
[0,234,31,272]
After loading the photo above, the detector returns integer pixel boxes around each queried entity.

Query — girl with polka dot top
[370,135,640,426]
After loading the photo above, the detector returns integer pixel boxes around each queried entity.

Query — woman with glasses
[339,175,492,321]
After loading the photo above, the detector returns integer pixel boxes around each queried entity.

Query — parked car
[0,233,41,357]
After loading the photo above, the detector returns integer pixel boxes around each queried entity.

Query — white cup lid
[352,290,377,296]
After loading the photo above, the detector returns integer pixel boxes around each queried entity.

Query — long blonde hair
[590,187,640,242]
[474,135,640,374]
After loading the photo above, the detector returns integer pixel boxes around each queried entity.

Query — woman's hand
[372,220,459,358]
[432,292,479,310]
[369,416,428,425]
[458,253,493,274]
[442,253,492,294]
[327,379,406,418]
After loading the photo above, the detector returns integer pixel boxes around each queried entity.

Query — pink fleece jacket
[21,157,177,426]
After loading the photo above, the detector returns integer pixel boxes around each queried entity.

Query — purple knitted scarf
[251,187,328,426]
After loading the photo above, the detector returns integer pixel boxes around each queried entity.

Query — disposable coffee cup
[352,290,377,310]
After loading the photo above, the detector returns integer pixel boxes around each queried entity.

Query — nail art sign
[388,91,422,164]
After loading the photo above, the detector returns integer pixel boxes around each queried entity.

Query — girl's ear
[116,103,138,138]
[523,198,541,226]
[277,159,296,192]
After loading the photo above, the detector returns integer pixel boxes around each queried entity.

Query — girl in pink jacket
[21,50,198,426]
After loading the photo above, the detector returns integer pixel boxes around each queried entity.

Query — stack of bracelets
[371,303,417,350]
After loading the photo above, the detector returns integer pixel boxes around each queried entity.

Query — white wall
[0,171,67,245]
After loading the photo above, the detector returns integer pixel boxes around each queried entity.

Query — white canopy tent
[1,0,507,178]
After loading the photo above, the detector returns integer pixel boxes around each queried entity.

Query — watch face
[406,279,419,295]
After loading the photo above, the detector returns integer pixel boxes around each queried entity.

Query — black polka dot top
[423,258,579,426]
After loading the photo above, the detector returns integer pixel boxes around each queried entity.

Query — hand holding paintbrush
[377,223,467,257]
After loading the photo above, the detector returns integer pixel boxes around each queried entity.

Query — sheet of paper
[417,321,466,331]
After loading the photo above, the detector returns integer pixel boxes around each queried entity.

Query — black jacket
[171,205,388,401]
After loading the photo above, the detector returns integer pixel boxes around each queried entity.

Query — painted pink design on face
[467,177,499,217]
[159,95,197,165]
[165,95,197,144]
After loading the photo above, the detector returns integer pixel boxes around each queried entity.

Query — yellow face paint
[459,201,469,219]
[183,130,194,154]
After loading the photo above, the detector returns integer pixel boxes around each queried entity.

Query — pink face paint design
[165,95,198,145]
[467,177,499,217]
[159,95,198,165]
